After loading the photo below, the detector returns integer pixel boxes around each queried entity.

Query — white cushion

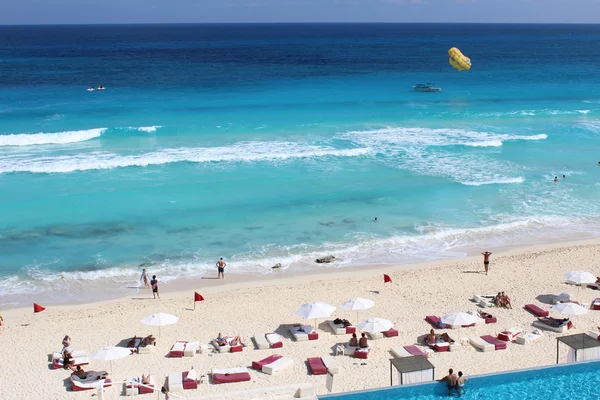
[186,369,198,381]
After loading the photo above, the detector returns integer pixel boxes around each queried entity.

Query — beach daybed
[253,333,283,350]
[52,352,90,370]
[169,341,200,357]
[425,315,448,329]
[524,304,549,317]
[481,335,507,350]
[515,329,543,345]
[533,318,572,333]
[125,375,156,395]
[469,336,495,352]
[593,299,600,310]
[212,367,252,384]
[266,333,283,348]
[473,294,496,308]
[168,370,198,391]
[391,345,428,358]
[71,372,111,392]
[427,339,450,352]
[169,341,186,358]
[212,339,243,353]
[252,354,282,371]
[252,334,269,350]
[263,357,293,375]
[307,357,328,375]
[321,355,339,374]
[327,320,356,335]
[289,325,318,342]
[498,327,523,342]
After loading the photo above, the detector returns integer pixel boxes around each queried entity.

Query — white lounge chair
[533,320,570,333]
[391,346,411,358]
[184,341,200,357]
[288,325,317,342]
[262,357,293,375]
[366,332,384,340]
[321,355,339,374]
[473,294,496,308]
[469,336,494,352]
[253,334,269,350]
[266,333,283,348]
[515,329,543,345]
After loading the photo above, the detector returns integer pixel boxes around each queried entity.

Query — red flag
[383,274,392,283]
[194,292,204,302]
[33,303,46,313]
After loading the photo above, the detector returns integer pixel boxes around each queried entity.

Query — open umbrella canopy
[441,312,479,327]
[141,313,179,326]
[356,318,393,333]
[552,302,587,316]
[564,270,596,285]
[341,298,375,311]
[295,302,336,320]
[90,346,131,361]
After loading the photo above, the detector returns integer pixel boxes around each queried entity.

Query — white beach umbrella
[356,317,393,333]
[441,312,480,327]
[90,346,131,374]
[564,270,596,285]
[295,302,336,331]
[341,297,375,322]
[141,313,179,338]
[552,302,587,316]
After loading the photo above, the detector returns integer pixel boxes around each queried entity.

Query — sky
[1,0,599,25]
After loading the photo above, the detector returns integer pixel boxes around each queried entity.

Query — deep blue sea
[2,23,600,306]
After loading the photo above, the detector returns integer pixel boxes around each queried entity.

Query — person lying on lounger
[141,334,156,347]
[477,310,493,319]
[334,318,352,327]
[359,333,369,348]
[349,333,358,347]
[71,366,87,379]
[425,329,437,346]
[539,317,569,327]
[440,333,455,344]
[215,333,244,346]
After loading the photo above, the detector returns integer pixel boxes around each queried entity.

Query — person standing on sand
[140,268,150,289]
[150,275,160,299]
[482,251,492,275]
[216,257,226,279]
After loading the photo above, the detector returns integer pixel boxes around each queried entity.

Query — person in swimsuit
[72,366,87,379]
[150,275,160,299]
[439,368,458,395]
[349,333,358,347]
[456,371,467,395]
[481,251,492,275]
[425,329,436,346]
[216,258,226,279]
[140,268,150,289]
[359,333,369,348]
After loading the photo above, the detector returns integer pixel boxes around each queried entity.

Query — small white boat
[412,83,442,92]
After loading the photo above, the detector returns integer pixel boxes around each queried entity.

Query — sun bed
[184,341,200,357]
[392,345,427,358]
[125,375,156,395]
[515,329,543,345]
[252,334,270,350]
[168,370,198,391]
[354,347,370,359]
[169,341,187,358]
[252,354,282,371]
[262,357,293,375]
[588,283,600,290]
[212,367,251,384]
[252,333,283,349]
[481,335,507,350]
[469,336,495,352]
[473,294,496,308]
[52,353,90,370]
[498,327,522,342]
[524,304,549,317]
[327,320,356,335]
[71,372,111,392]
[289,325,318,341]
[427,339,450,352]
[266,333,283,348]
[587,331,600,340]
[425,315,448,329]
[321,355,339,374]
[212,339,243,353]
[533,319,572,333]
[307,357,327,375]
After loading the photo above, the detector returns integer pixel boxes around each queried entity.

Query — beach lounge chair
[592,299,600,310]
[515,329,543,345]
[71,372,111,392]
[184,341,200,357]
[469,336,495,352]
[212,339,243,353]
[307,357,327,375]
[498,327,523,342]
[524,304,549,317]
[252,334,269,350]
[263,357,293,375]
[327,320,356,335]
[168,370,198,391]
[588,283,600,290]
[481,335,507,350]
[321,355,339,374]
[52,352,90,370]
[473,294,496,308]
[125,375,156,395]
[427,339,450,352]
[266,333,283,348]
[169,341,186,358]
[289,325,318,342]
[425,315,448,329]
[212,367,251,384]
[252,354,282,371]
[391,345,427,358]
[533,318,572,333]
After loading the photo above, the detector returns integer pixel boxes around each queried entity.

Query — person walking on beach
[216,257,226,279]
[140,268,150,289]
[482,251,492,275]
[150,275,160,299]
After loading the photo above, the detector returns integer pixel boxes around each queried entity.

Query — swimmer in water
[553,176,558,182]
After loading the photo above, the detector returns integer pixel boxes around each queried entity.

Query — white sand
[2,239,600,399]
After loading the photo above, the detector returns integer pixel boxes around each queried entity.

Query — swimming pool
[321,361,600,399]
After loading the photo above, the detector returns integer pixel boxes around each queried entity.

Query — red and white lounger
[354,347,370,359]
[524,304,549,317]
[307,357,327,375]
[169,341,186,358]
[252,354,282,371]
[266,333,283,348]
[125,375,156,395]
[71,372,111,392]
[498,327,522,342]
[592,298,600,310]
[212,367,252,384]
[481,335,507,350]
[52,353,90,370]
[428,339,450,352]
[425,315,448,329]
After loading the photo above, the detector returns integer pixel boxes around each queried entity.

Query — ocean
[1,23,600,307]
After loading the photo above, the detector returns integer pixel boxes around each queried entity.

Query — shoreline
[4,235,600,315]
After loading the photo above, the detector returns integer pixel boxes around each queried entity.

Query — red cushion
[182,371,198,390]
[426,315,448,329]
[307,357,327,375]
[214,372,251,384]
[404,345,425,356]
[346,326,356,334]
[308,332,319,341]
[252,354,282,371]
[481,335,507,350]
[354,350,369,359]
[271,341,283,349]
[497,332,511,342]
[485,317,497,324]
[593,299,600,310]
[384,328,398,337]
[230,345,243,353]
[525,304,549,317]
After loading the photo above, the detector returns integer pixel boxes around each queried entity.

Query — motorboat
[412,83,442,92]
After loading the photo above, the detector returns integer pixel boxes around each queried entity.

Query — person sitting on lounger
[359,333,369,348]
[440,332,455,344]
[215,333,244,346]
[61,335,72,355]
[72,366,87,379]
[501,292,512,309]
[349,333,358,347]
[426,329,437,346]
[539,317,568,327]
[62,350,77,371]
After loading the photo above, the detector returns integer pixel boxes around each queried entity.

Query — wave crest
[0,128,106,147]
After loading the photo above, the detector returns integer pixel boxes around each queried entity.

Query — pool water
[321,361,600,399]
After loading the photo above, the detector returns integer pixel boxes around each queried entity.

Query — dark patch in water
[342,218,355,223]
[244,226,262,231]
[319,221,335,227]
[208,241,223,246]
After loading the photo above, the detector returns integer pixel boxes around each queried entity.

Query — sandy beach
[3,239,600,399]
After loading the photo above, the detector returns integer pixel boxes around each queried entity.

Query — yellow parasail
[448,47,471,71]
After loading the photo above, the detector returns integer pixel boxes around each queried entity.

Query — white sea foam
[128,126,162,133]
[0,142,370,174]
[461,177,524,186]
[0,128,106,147]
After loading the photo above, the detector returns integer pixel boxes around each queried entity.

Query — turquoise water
[1,24,600,305]
[321,360,600,399]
